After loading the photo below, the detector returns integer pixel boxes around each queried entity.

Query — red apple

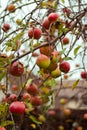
[26,83,39,95]
[32,52,39,57]
[47,110,56,116]
[76,126,83,130]
[8,61,24,76]
[62,37,69,45]
[7,4,15,12]
[36,54,50,69]
[64,74,68,79]
[81,71,87,79]
[62,7,71,16]
[48,13,59,22]
[42,18,51,29]
[30,96,43,106]
[59,61,70,73]
[11,85,19,91]
[51,68,61,78]
[45,36,51,41]
[58,125,64,130]
[0,127,6,130]
[84,24,87,30]
[63,108,71,116]
[28,27,42,39]
[2,23,10,32]
[40,43,54,56]
[83,113,87,119]
[23,93,31,101]
[41,87,50,95]
[9,101,26,114]
[8,94,17,101]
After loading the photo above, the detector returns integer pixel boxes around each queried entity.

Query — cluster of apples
[1,83,43,130]
[47,109,87,130]
[28,12,70,78]
[36,49,70,78]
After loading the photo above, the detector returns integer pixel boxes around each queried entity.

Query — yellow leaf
[72,79,79,90]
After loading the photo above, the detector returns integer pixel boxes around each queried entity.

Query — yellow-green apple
[47,62,58,72]
[41,87,50,95]
[59,98,67,105]
[58,125,64,130]
[36,54,50,68]
[51,68,61,78]
[51,51,59,63]
[38,115,46,122]
[63,108,71,116]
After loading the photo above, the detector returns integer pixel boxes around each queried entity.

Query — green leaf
[44,78,56,88]
[61,0,65,3]
[63,57,72,61]
[0,72,6,81]
[59,48,66,55]
[1,120,14,127]
[29,115,42,124]
[72,79,79,90]
[74,46,81,56]
[26,78,33,86]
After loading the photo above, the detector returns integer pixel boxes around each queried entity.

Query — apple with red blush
[26,83,39,95]
[59,61,70,73]
[8,61,24,77]
[42,18,51,29]
[36,54,50,69]
[81,71,87,79]
[7,3,15,12]
[23,93,31,101]
[9,101,26,114]
[2,23,10,32]
[28,27,42,39]
[48,13,59,22]
[0,127,6,130]
[30,96,43,106]
[62,37,70,45]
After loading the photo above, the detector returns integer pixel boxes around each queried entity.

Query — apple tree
[0,0,87,129]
